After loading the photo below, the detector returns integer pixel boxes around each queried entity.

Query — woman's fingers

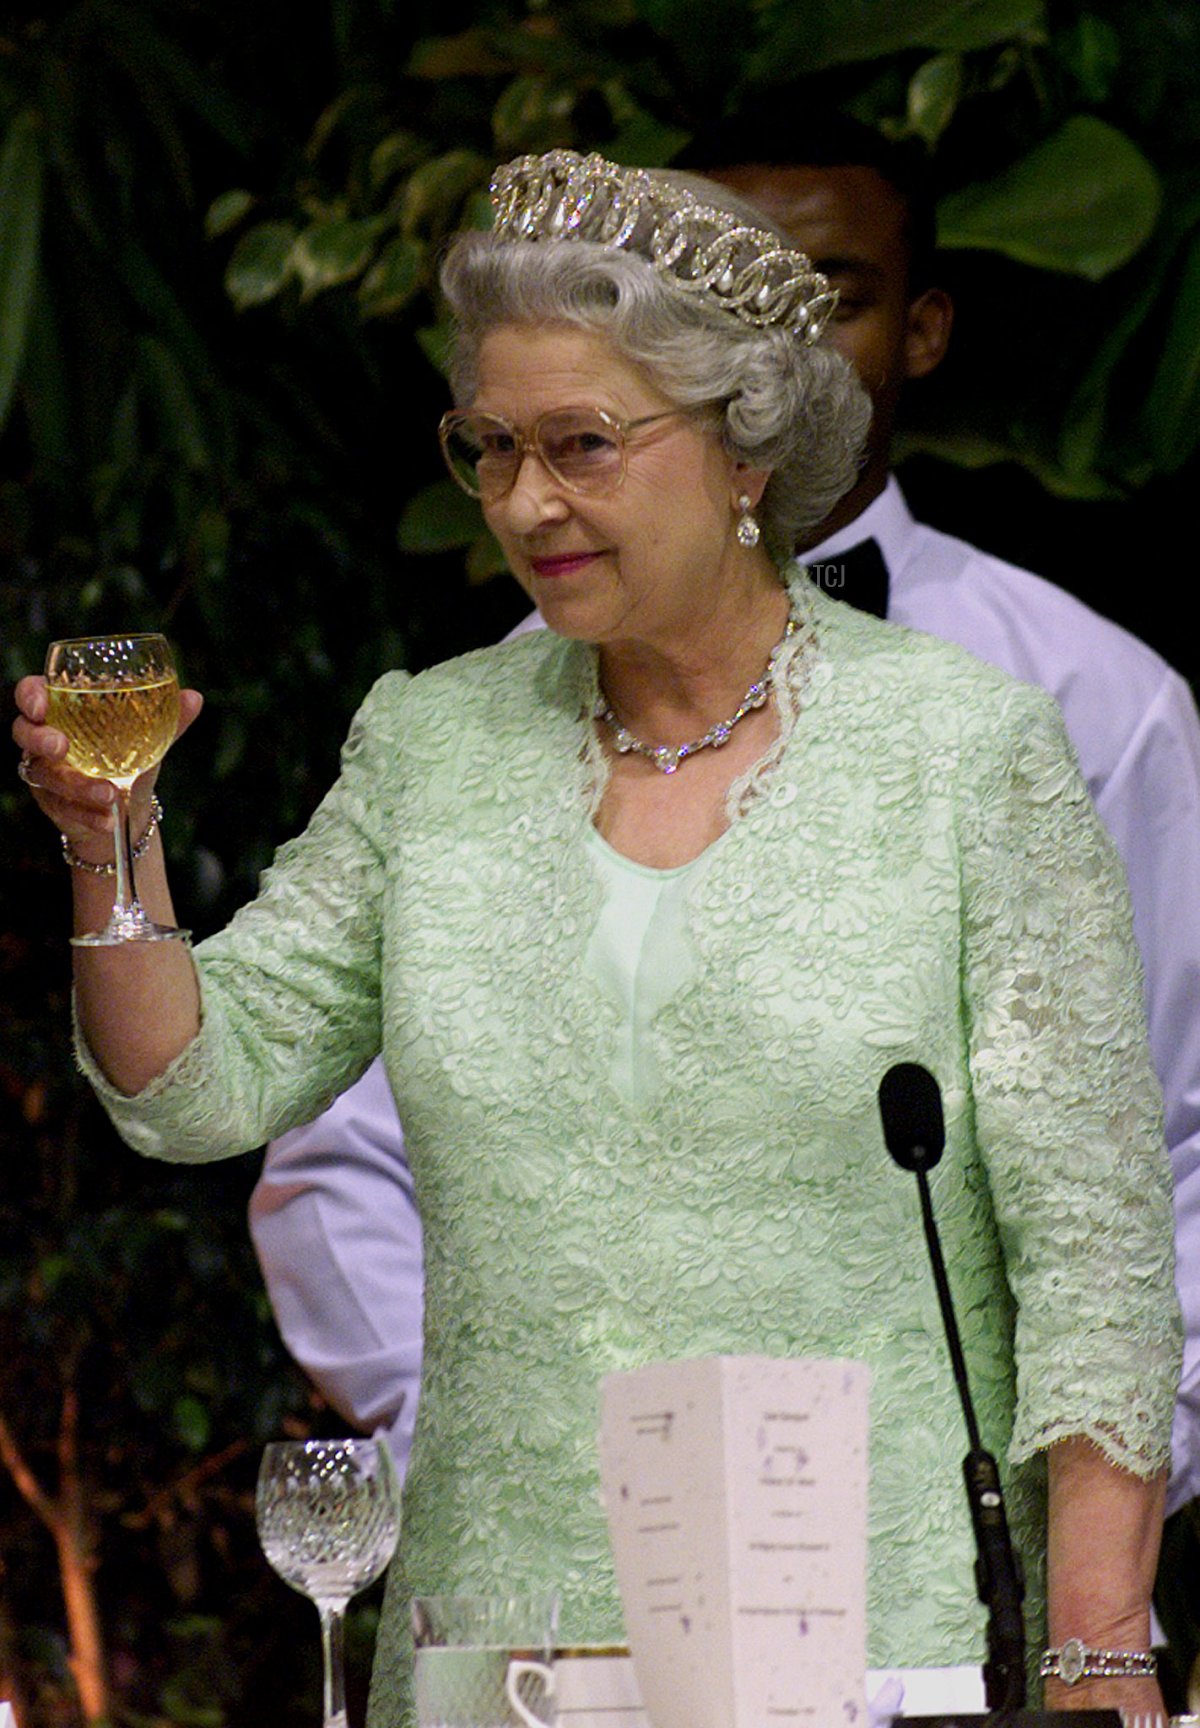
[34,778,118,837]
[14,675,203,840]
[13,673,48,724]
[12,675,77,803]
[15,743,117,838]
[12,675,63,763]
[176,688,204,737]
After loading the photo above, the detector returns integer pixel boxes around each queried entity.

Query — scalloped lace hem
[1011,1419,1171,1480]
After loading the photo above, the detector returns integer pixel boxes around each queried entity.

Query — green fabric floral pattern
[82,574,1180,1717]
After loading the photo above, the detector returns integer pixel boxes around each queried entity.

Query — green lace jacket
[86,578,1180,1708]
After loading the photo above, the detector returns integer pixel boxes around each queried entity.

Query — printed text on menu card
[599,1355,870,1728]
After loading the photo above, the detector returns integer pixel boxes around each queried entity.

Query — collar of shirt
[804,474,920,589]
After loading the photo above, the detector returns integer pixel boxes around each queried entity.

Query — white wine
[45,675,180,785]
[43,631,189,945]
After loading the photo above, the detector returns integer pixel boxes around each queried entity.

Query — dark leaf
[397,479,483,553]
[137,336,213,471]
[1123,224,1200,477]
[358,237,426,318]
[632,0,756,99]
[293,215,390,300]
[905,52,963,146]
[1052,13,1122,104]
[369,130,432,194]
[746,0,1044,80]
[492,75,579,155]
[601,83,691,166]
[224,221,298,309]
[400,150,492,239]
[100,0,255,156]
[937,117,1162,279]
[466,530,510,583]
[407,30,513,79]
[0,109,44,433]
[205,189,256,240]
[416,317,455,378]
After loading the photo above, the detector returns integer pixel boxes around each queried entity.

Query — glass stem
[317,1601,349,1728]
[111,784,138,916]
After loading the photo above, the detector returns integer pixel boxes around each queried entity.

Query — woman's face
[472,323,764,652]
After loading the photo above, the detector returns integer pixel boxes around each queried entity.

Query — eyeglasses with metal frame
[438,405,697,501]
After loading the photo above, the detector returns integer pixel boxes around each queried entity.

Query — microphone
[878,1060,944,1173]
[877,1063,1027,1716]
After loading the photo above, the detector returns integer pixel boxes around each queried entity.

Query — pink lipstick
[529,552,600,578]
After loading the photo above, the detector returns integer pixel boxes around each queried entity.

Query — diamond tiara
[488,149,838,343]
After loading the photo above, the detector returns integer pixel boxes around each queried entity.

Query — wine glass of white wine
[256,1439,402,1728]
[43,632,186,946]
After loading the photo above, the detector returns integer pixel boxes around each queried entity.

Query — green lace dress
[85,575,1180,1719]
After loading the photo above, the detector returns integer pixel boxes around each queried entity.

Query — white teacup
[411,1591,559,1728]
[506,1644,648,1728]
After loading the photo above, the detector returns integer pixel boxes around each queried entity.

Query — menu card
[598,1355,870,1728]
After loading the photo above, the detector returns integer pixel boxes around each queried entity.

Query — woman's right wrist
[61,796,163,874]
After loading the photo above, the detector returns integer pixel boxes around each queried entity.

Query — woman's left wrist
[1040,1636,1157,1687]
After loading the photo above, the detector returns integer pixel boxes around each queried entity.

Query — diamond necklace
[595,615,798,776]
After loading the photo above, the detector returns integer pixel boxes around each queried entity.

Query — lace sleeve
[79,671,411,1163]
[960,682,1180,1477]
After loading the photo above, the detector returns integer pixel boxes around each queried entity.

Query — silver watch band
[1039,1635,1157,1685]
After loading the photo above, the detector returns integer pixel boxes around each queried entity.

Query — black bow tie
[805,538,890,619]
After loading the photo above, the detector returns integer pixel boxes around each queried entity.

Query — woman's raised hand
[14,665,205,1088]
[12,672,204,865]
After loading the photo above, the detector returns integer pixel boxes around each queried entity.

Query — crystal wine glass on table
[43,632,186,945]
[256,1439,402,1728]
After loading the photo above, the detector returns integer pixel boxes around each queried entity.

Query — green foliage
[0,110,43,429]
[398,479,487,554]
[938,115,1162,277]
[225,220,300,308]
[359,235,426,316]
[186,0,1200,501]
[0,5,441,1722]
[742,0,1046,81]
[1054,12,1122,102]
[0,798,327,1723]
[905,51,966,146]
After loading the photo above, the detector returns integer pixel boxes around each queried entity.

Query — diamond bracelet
[61,796,163,875]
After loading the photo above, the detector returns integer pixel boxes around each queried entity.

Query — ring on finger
[17,751,37,787]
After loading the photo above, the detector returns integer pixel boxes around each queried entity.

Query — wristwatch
[1039,1636,1157,1685]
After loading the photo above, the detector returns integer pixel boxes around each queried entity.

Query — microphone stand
[879,1065,1122,1726]
[909,1145,1026,1716]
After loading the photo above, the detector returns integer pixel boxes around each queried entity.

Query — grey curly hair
[438,169,871,566]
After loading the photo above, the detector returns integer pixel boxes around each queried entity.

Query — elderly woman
[13,151,1179,1718]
